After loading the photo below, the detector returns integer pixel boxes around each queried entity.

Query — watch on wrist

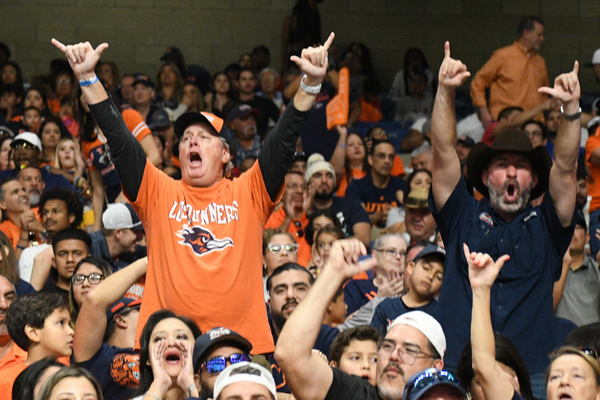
[300,75,322,95]
[187,383,197,397]
[560,105,582,121]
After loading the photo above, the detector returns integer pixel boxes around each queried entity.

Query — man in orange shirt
[0,274,25,373]
[0,177,44,251]
[52,33,335,355]
[470,16,549,128]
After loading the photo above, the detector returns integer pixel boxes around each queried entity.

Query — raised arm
[51,39,147,201]
[539,62,581,227]
[464,244,514,400]
[274,239,376,400]
[73,257,147,363]
[431,42,471,211]
[259,33,335,201]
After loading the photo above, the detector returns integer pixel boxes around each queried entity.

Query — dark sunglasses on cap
[202,353,251,374]
[404,368,461,400]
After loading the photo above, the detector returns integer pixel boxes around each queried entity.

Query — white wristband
[300,75,322,95]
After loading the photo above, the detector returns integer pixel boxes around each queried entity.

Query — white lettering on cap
[209,327,231,340]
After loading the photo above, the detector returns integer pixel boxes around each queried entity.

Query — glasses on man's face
[376,248,406,259]
[202,353,251,374]
[57,79,72,85]
[285,183,307,191]
[404,368,460,400]
[71,273,104,285]
[267,243,299,255]
[13,142,36,151]
[378,340,435,365]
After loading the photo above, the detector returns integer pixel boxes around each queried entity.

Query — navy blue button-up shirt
[430,177,576,373]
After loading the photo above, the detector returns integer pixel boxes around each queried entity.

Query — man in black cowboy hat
[428,41,581,397]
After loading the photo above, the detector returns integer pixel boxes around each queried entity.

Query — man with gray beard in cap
[429,41,581,398]
[275,238,445,400]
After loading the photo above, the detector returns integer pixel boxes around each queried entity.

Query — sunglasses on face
[13,142,37,151]
[267,243,299,254]
[71,273,104,285]
[202,353,251,374]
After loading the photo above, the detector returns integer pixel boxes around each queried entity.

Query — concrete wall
[2,0,600,91]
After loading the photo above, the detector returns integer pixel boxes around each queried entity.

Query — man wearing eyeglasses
[346,140,405,228]
[191,327,253,400]
[275,238,445,400]
[344,232,407,316]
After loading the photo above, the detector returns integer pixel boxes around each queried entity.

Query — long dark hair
[304,208,343,246]
[135,309,202,396]
[403,169,432,202]
[68,256,113,323]
[1,61,25,96]
[344,132,370,183]
[457,336,533,400]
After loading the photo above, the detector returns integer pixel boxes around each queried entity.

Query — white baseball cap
[213,362,276,400]
[12,132,42,151]
[102,203,143,230]
[388,311,446,358]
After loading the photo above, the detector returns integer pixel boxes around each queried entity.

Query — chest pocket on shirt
[467,218,537,277]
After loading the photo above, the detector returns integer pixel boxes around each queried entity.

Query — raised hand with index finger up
[438,41,471,89]
[291,32,335,87]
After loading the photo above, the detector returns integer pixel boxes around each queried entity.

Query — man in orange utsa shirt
[52,33,336,355]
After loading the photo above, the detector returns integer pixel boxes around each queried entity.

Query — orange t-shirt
[265,208,310,267]
[391,154,405,178]
[0,361,26,398]
[0,342,27,371]
[358,98,383,123]
[586,127,600,213]
[122,108,151,142]
[131,161,278,354]
[336,167,367,197]
[0,349,69,399]
[0,220,21,249]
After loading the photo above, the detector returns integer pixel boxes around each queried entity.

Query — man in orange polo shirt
[0,274,25,373]
[471,16,549,128]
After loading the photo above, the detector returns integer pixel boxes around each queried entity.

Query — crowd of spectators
[0,10,600,400]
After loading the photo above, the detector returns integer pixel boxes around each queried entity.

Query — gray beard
[487,177,531,215]
[28,191,40,207]
[378,381,404,400]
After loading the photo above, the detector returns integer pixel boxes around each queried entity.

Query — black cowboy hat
[466,129,552,199]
